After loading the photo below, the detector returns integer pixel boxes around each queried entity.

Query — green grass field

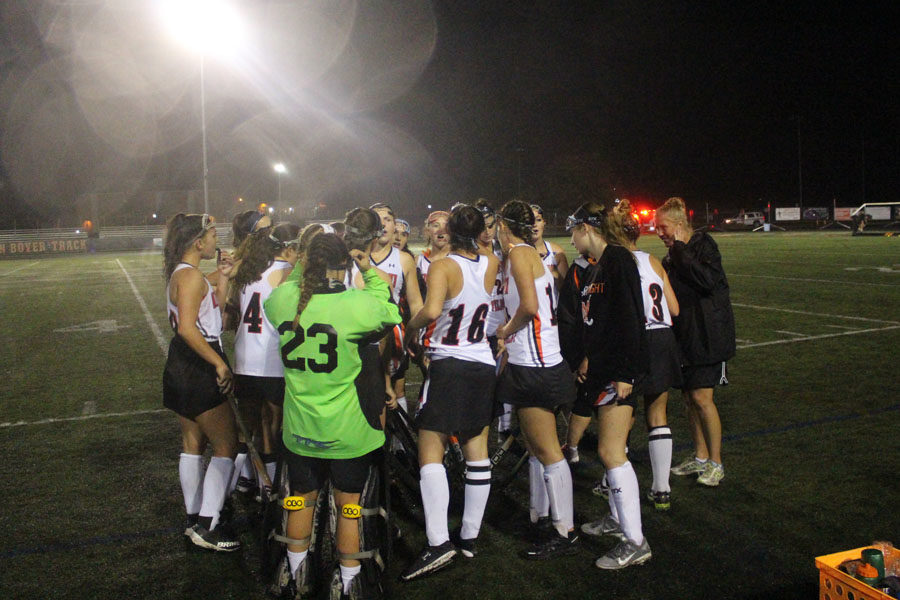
[1,232,899,599]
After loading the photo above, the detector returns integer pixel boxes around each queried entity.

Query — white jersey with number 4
[167,263,223,344]
[633,250,672,330]
[234,260,292,377]
[501,245,562,368]
[421,254,495,366]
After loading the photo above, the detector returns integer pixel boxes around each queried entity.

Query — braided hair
[611,199,640,245]
[294,233,350,329]
[163,213,207,281]
[448,204,485,252]
[498,199,536,245]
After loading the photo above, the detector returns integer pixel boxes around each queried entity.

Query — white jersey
[633,250,673,329]
[416,251,433,282]
[166,263,222,343]
[421,254,495,366]
[371,245,404,303]
[539,240,557,269]
[234,260,292,377]
[501,244,562,367]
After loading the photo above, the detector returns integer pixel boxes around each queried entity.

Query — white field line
[737,324,900,349]
[117,259,168,355]
[774,330,808,337]
[730,273,900,288]
[732,302,900,325]
[0,409,167,428]
[824,324,860,330]
[0,261,39,277]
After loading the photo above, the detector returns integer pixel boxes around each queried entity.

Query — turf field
[1,232,898,599]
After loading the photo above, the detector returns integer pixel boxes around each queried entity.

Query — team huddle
[161,196,736,599]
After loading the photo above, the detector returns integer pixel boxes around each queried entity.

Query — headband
[246,211,264,233]
[427,210,450,224]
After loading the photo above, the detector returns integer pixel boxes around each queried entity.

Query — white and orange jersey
[234,260,292,377]
[166,263,222,343]
[416,250,433,281]
[372,245,404,303]
[633,250,673,330]
[501,245,562,367]
[420,254,495,366]
[539,240,558,269]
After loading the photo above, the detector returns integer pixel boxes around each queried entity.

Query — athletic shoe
[591,476,609,499]
[562,444,580,465]
[184,514,198,536]
[646,490,671,511]
[235,476,255,494]
[670,456,707,476]
[457,538,477,558]
[697,462,725,487]
[529,516,554,543]
[521,531,579,560]
[188,524,241,552]
[400,541,457,581]
[595,538,652,569]
[581,514,626,540]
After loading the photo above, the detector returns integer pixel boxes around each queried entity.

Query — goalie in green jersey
[265,231,401,598]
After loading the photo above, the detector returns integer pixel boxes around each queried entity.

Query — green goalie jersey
[265,268,401,459]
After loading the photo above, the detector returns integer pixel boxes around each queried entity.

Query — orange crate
[815,546,896,600]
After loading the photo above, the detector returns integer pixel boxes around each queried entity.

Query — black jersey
[579,245,647,386]
[662,232,736,366]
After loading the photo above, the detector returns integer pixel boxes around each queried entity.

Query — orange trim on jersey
[531,314,544,365]
[422,321,437,348]
[393,323,404,353]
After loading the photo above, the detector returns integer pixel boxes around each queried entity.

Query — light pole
[273,163,286,206]
[160,0,244,215]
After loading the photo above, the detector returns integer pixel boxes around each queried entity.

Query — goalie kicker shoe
[187,524,241,552]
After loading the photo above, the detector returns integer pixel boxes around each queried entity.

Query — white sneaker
[595,538,652,569]
[670,456,707,476]
[697,462,725,487]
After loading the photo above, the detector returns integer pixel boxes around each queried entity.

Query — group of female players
[160,195,735,596]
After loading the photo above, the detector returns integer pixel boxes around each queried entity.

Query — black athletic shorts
[678,361,729,391]
[234,374,285,406]
[643,328,683,397]
[163,336,228,420]
[571,382,593,418]
[496,361,576,410]
[284,448,379,494]
[416,357,496,434]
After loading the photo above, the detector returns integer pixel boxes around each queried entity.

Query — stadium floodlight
[160,0,245,215]
[273,163,286,205]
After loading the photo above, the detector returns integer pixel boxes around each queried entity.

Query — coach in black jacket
[656,197,735,488]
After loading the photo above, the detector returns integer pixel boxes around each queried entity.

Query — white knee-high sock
[265,461,276,485]
[241,454,254,479]
[605,471,619,523]
[528,456,549,523]
[648,426,673,493]
[340,564,361,594]
[419,463,450,546]
[607,461,643,545]
[542,459,574,537]
[460,459,491,540]
[201,456,234,531]
[396,396,408,414]
[179,453,204,515]
[229,452,247,492]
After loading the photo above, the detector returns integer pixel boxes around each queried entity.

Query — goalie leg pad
[336,463,386,598]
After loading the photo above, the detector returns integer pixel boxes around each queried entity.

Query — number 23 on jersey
[276,321,339,373]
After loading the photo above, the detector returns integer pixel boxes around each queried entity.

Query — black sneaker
[520,531,579,560]
[646,489,671,511]
[235,476,255,494]
[183,514,198,537]
[456,537,477,558]
[400,540,457,581]
[188,524,242,552]
[529,516,554,544]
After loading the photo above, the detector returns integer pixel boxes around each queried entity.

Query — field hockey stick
[226,391,274,492]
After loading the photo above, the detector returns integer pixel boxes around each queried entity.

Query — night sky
[0,0,897,226]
